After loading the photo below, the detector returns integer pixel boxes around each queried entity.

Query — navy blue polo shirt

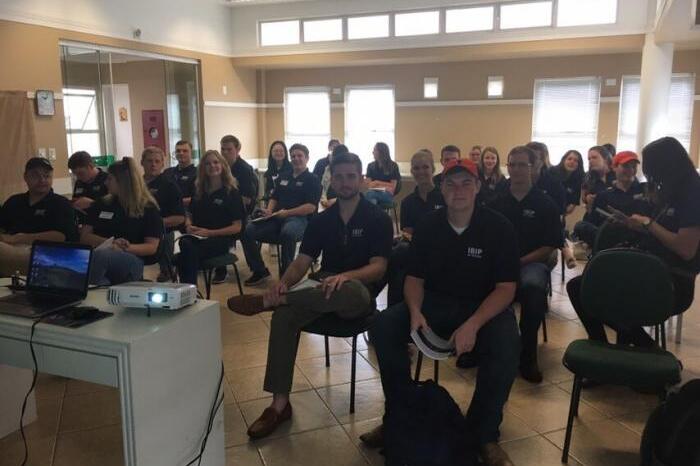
[147,174,185,232]
[86,198,163,244]
[0,191,78,242]
[583,170,615,197]
[400,186,445,231]
[190,187,246,240]
[299,197,393,289]
[163,164,197,200]
[489,188,564,257]
[312,156,330,179]
[589,181,651,226]
[264,163,293,198]
[230,157,257,202]
[477,175,508,206]
[432,173,444,190]
[73,168,109,201]
[407,206,520,303]
[536,170,567,215]
[271,169,321,212]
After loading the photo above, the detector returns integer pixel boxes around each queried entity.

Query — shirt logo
[34,209,46,216]
[295,181,304,187]
[666,208,675,217]
[180,176,188,180]
[150,188,158,194]
[351,228,364,237]
[466,247,483,259]
[435,205,444,210]
[522,209,536,218]
[213,198,223,205]
[99,211,115,220]
[280,180,289,186]
[633,194,644,200]
[75,188,84,194]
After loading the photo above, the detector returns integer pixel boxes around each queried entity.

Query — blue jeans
[371,292,520,445]
[241,216,308,276]
[89,248,144,285]
[364,190,394,206]
[516,262,550,365]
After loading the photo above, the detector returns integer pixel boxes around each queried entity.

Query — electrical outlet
[38,148,47,158]
[48,148,56,161]
[605,78,617,86]
[332,88,341,95]
[222,85,228,95]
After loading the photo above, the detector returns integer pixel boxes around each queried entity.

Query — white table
[0,288,225,466]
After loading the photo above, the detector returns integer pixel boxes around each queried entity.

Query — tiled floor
[3,247,700,466]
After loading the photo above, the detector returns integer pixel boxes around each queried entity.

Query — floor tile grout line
[48,380,67,466]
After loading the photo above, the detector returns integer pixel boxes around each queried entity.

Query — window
[617,74,696,153]
[424,77,438,99]
[488,76,504,98]
[446,6,494,33]
[532,77,601,167]
[284,89,331,170]
[395,10,440,37]
[345,87,395,170]
[303,18,342,42]
[557,0,617,27]
[348,15,389,39]
[500,1,553,29]
[63,88,102,157]
[260,20,300,46]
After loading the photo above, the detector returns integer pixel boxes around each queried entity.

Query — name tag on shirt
[34,209,46,216]
[435,205,443,210]
[213,198,223,205]
[92,185,102,192]
[180,176,188,180]
[280,180,289,186]
[150,188,158,194]
[99,211,114,220]
[633,194,644,200]
[75,188,84,194]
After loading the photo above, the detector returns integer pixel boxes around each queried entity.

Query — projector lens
[149,292,165,304]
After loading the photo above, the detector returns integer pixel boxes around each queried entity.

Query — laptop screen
[27,242,92,296]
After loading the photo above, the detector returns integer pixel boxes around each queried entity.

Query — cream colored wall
[203,106,258,159]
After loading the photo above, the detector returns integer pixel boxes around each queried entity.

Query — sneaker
[519,361,544,384]
[212,267,227,284]
[244,269,271,286]
[480,442,514,466]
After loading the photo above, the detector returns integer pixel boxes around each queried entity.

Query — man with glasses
[489,146,563,383]
[362,158,520,466]
[0,158,78,275]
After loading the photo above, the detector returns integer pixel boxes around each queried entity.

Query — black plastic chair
[301,309,379,414]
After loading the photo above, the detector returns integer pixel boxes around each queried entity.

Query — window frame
[344,85,396,171]
[62,86,104,158]
[497,0,554,31]
[283,86,332,170]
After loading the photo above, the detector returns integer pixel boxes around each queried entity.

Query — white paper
[96,236,114,251]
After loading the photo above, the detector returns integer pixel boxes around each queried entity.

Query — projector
[107,282,197,310]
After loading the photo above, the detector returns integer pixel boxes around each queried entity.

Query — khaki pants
[263,279,372,394]
[0,242,30,277]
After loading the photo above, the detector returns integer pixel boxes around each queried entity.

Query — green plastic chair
[561,248,682,463]
[200,253,243,299]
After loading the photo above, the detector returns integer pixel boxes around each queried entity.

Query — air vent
[107,289,120,305]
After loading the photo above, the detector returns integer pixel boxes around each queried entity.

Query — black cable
[18,316,44,466]
[185,361,224,466]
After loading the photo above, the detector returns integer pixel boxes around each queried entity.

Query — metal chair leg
[324,335,330,367]
[542,317,548,343]
[203,268,213,299]
[414,352,423,381]
[562,375,582,463]
[350,336,357,414]
[232,262,244,295]
[433,359,439,383]
[660,322,666,350]
[561,249,566,284]
[675,314,683,344]
[276,243,282,277]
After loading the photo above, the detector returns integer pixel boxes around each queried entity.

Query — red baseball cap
[443,158,479,179]
[613,151,639,167]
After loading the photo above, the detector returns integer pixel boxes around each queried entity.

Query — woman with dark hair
[551,150,586,268]
[566,136,700,350]
[573,146,615,247]
[526,141,566,215]
[365,142,401,206]
[478,146,507,205]
[264,141,292,200]
[177,150,245,285]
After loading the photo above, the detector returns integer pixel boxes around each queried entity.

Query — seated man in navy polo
[362,158,520,466]
[241,143,321,284]
[573,151,649,247]
[489,146,563,383]
[0,158,78,276]
[141,146,186,282]
[227,152,393,439]
[68,150,109,217]
[163,139,197,208]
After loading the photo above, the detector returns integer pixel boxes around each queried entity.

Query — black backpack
[382,380,477,466]
[640,379,700,466]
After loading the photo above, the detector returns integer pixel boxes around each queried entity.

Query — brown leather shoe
[481,442,514,466]
[359,424,384,449]
[247,403,292,439]
[227,294,267,316]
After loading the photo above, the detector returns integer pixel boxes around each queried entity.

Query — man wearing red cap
[362,157,520,466]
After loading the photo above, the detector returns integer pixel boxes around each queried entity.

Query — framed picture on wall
[35,90,55,116]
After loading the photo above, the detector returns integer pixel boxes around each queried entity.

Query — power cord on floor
[185,361,225,466]
[18,315,45,466]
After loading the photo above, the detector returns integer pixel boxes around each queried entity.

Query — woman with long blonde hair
[81,157,164,285]
[178,150,245,285]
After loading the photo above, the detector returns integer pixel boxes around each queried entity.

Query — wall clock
[35,90,55,116]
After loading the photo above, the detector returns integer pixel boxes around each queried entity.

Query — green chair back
[592,220,639,255]
[581,248,674,327]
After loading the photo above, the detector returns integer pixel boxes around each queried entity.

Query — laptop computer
[0,241,92,318]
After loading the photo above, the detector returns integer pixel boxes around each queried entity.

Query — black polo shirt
[271,169,321,212]
[589,181,650,226]
[86,197,163,244]
[190,187,246,237]
[164,164,197,200]
[477,175,508,206]
[72,168,109,200]
[312,156,330,179]
[583,170,615,197]
[400,186,445,231]
[489,188,564,257]
[433,173,444,190]
[300,197,393,285]
[147,174,185,232]
[0,191,78,242]
[367,161,401,184]
[230,157,257,202]
[407,206,519,303]
[535,170,567,215]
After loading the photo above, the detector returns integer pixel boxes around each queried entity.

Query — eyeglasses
[506,162,532,169]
